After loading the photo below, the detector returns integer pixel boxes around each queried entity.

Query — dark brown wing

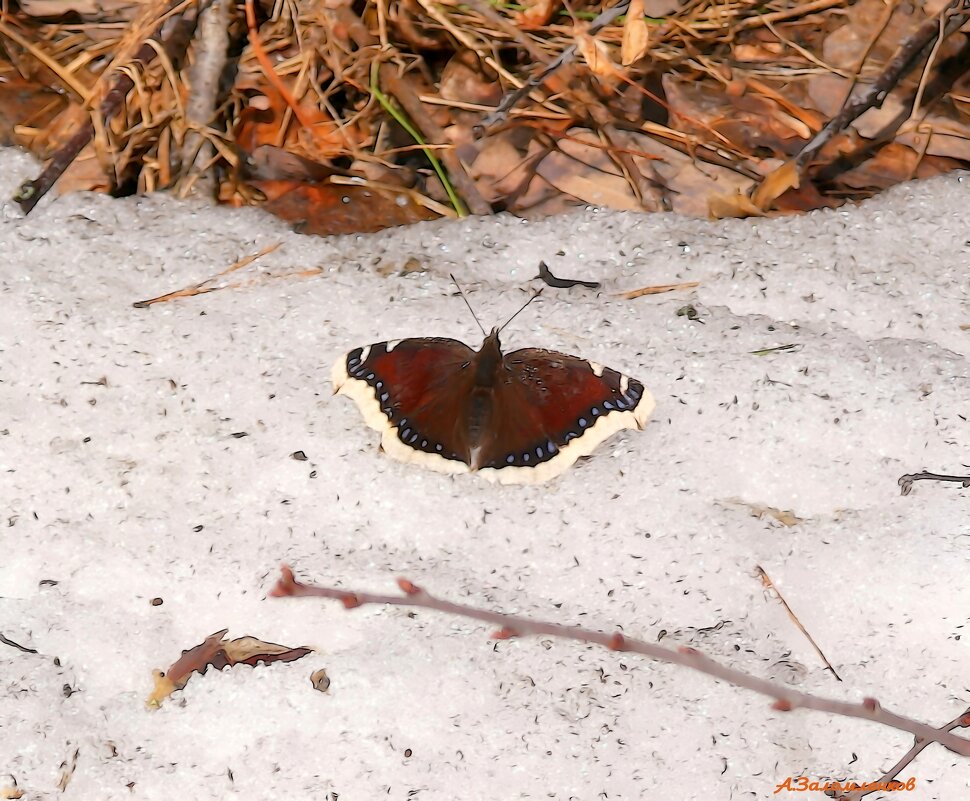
[332,337,478,466]
[473,348,653,482]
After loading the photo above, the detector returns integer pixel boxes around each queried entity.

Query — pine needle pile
[1,0,968,231]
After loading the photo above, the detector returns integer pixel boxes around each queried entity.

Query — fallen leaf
[439,52,502,106]
[622,0,651,66]
[260,180,438,235]
[536,129,641,210]
[835,142,960,191]
[148,629,313,708]
[0,73,67,148]
[708,189,765,219]
[733,43,785,62]
[752,159,801,211]
[18,0,140,19]
[576,32,621,86]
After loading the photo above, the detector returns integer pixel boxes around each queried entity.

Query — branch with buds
[269,565,970,759]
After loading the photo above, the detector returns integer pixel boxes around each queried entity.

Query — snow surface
[0,145,968,800]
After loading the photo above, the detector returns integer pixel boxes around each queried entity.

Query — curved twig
[269,565,970,757]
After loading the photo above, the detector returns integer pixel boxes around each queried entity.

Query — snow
[0,144,968,800]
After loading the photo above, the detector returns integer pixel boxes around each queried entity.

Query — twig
[478,0,632,133]
[836,707,970,801]
[0,633,37,654]
[0,18,90,99]
[269,566,970,757]
[755,565,841,682]
[791,0,970,170]
[244,0,314,130]
[734,0,846,30]
[617,280,699,299]
[379,67,490,215]
[898,471,970,495]
[133,242,280,307]
[180,0,233,194]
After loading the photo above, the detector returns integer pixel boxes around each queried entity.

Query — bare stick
[734,0,845,31]
[898,471,970,496]
[617,280,699,299]
[179,0,233,195]
[12,1,203,213]
[838,707,970,801]
[133,242,280,307]
[756,565,841,682]
[269,566,970,757]
[1,633,37,654]
[477,0,632,133]
[791,0,970,170]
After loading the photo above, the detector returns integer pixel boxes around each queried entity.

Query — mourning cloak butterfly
[332,326,654,485]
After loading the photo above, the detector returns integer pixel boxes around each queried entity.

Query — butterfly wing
[332,338,479,472]
[474,348,655,484]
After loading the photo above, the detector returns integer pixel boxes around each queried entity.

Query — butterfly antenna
[450,273,487,337]
[499,287,544,333]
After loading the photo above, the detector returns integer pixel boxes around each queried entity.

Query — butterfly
[332,309,653,484]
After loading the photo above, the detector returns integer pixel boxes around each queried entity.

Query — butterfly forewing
[335,337,477,464]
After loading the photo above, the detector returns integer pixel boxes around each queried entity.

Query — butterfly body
[332,328,654,484]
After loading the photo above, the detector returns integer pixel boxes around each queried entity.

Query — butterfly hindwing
[473,348,653,483]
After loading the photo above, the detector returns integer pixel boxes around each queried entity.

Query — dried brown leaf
[537,130,641,210]
[575,32,621,84]
[622,0,651,66]
[733,43,786,62]
[708,189,765,219]
[148,629,312,708]
[253,179,439,235]
[836,142,936,190]
[0,71,68,148]
[310,668,331,692]
[439,53,502,106]
[752,159,801,211]
[18,0,141,19]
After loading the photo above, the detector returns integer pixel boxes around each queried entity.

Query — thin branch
[734,0,846,31]
[898,471,970,495]
[477,0,632,133]
[180,0,234,194]
[1,633,37,654]
[12,1,203,214]
[269,566,970,757]
[837,707,970,801]
[791,0,970,170]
